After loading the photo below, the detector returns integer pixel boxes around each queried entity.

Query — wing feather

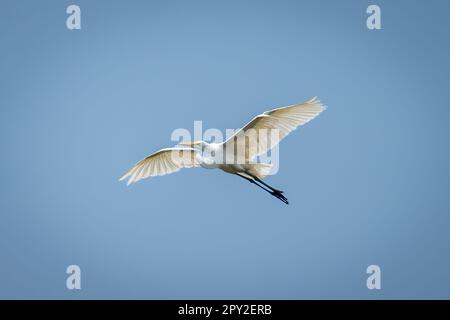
[119,147,200,185]
[224,97,326,161]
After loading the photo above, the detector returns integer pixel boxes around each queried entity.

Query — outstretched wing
[224,97,326,161]
[119,147,200,185]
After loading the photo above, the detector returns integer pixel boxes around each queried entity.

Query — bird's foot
[271,190,289,204]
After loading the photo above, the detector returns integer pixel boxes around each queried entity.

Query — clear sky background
[1,0,449,299]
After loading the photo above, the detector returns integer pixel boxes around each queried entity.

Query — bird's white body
[189,141,273,179]
[119,97,326,204]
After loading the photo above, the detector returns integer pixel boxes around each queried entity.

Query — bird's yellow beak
[178,140,202,147]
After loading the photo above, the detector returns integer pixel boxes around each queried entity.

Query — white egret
[119,97,326,204]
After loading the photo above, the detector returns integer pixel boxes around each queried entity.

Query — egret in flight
[119,97,326,204]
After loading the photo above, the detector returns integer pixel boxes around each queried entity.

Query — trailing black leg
[236,173,289,205]
[251,176,288,204]
[254,177,284,193]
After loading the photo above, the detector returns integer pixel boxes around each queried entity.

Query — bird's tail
[246,163,273,180]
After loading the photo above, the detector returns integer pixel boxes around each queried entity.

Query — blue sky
[0,0,449,299]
